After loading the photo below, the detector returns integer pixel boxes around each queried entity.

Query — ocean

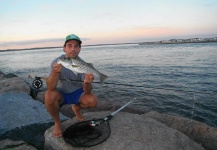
[0,43,216,127]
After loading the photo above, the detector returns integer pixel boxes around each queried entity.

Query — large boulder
[0,92,68,135]
[0,77,30,94]
[144,111,217,150]
[0,139,36,150]
[44,111,204,150]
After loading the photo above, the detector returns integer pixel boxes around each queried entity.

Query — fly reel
[32,77,43,89]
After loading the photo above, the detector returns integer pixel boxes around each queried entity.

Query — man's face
[64,40,81,59]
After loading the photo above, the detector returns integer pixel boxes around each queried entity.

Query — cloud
[0,38,64,47]
[0,37,91,50]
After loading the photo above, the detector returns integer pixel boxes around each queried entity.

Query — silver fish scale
[71,59,101,75]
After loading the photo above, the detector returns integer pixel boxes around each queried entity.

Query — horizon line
[1,36,217,52]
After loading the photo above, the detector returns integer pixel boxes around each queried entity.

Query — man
[45,34,98,137]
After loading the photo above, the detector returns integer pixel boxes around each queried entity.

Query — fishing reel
[32,77,43,89]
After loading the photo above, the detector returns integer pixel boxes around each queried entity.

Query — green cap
[65,34,82,45]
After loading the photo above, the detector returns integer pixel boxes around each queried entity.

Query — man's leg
[45,90,63,137]
[72,92,98,121]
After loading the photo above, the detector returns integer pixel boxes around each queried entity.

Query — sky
[0,0,217,50]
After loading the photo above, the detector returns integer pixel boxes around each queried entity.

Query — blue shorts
[58,88,84,106]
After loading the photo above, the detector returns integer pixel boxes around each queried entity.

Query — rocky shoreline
[0,71,217,150]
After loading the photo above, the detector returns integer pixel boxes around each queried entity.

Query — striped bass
[57,58,108,83]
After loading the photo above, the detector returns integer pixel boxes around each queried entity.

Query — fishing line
[190,91,196,129]
[28,74,145,89]
[194,101,216,127]
[60,78,217,96]
[28,74,215,94]
[60,78,145,88]
[28,74,216,126]
[28,74,216,95]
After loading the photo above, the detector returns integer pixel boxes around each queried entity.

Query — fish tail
[99,73,108,84]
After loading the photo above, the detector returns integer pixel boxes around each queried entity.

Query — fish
[57,58,108,83]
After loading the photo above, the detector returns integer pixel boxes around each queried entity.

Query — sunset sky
[0,0,217,50]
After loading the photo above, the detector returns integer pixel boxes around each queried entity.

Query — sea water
[0,43,216,127]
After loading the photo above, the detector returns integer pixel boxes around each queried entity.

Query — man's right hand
[47,63,62,90]
[52,63,63,74]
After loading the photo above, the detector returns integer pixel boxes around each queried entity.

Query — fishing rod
[28,74,214,99]
[27,74,216,95]
[28,74,216,127]
[63,99,135,147]
[28,74,144,89]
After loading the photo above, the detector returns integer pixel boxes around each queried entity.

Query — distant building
[161,40,170,43]
[204,38,214,41]
[139,37,217,45]
[191,38,200,42]
[176,39,183,42]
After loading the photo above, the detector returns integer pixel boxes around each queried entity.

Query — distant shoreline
[139,37,217,45]
[0,42,138,52]
[1,37,217,52]
[139,40,217,45]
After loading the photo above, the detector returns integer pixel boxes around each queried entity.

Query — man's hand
[83,74,94,94]
[52,63,63,74]
[46,63,62,90]
[84,73,95,84]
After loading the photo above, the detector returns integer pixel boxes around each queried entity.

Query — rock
[44,111,204,150]
[4,73,18,78]
[0,77,30,94]
[0,74,4,80]
[144,111,217,150]
[0,71,5,79]
[0,139,36,150]
[0,122,54,150]
[35,91,46,103]
[0,92,68,135]
[0,71,5,75]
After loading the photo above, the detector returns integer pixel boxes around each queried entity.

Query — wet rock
[44,111,204,150]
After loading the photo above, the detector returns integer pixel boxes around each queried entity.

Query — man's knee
[45,90,62,105]
[89,101,97,108]
[79,93,98,108]
[88,96,98,108]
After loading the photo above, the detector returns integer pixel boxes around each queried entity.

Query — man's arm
[83,74,94,94]
[46,63,62,90]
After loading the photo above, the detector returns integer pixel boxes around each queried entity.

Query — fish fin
[99,73,108,84]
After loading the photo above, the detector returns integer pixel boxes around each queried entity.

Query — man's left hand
[84,73,94,84]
